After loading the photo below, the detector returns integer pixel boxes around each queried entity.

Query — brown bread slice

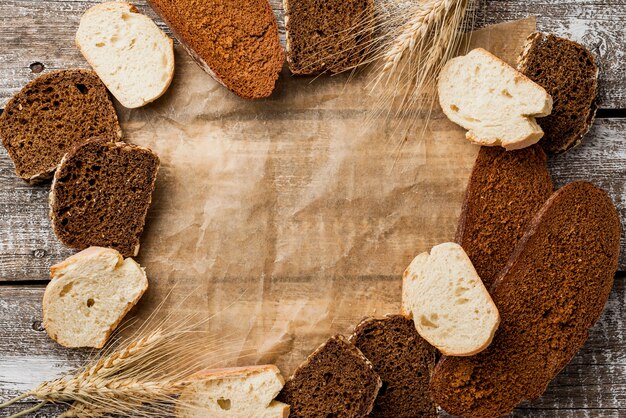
[147,0,284,99]
[284,0,374,75]
[350,315,437,418]
[431,181,621,418]
[0,70,121,183]
[277,335,381,417]
[517,32,598,153]
[50,138,159,257]
[456,144,553,289]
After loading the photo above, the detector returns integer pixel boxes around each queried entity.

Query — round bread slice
[176,365,289,418]
[49,138,159,257]
[147,0,284,99]
[430,182,621,418]
[517,32,598,153]
[0,70,122,183]
[43,247,148,348]
[76,2,175,109]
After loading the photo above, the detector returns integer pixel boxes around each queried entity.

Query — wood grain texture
[1,278,624,416]
[0,0,624,107]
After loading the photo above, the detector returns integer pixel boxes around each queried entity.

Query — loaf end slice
[176,365,289,418]
[438,48,552,150]
[147,0,284,99]
[43,247,148,348]
[350,315,437,418]
[0,70,121,183]
[518,32,598,153]
[402,243,500,356]
[76,1,175,108]
[50,138,159,257]
[431,181,621,418]
[456,144,553,289]
[277,335,381,417]
[284,0,374,75]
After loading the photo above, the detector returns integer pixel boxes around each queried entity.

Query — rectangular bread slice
[517,32,598,153]
[277,335,381,417]
[284,0,374,75]
[350,315,437,417]
[147,0,284,99]
[456,144,553,289]
[431,181,621,418]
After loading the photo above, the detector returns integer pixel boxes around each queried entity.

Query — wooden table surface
[0,0,625,416]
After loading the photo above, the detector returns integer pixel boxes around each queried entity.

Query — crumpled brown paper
[116,18,536,375]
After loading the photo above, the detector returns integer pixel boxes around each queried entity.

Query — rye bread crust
[432,181,621,418]
[517,32,598,153]
[147,0,284,99]
[456,145,553,289]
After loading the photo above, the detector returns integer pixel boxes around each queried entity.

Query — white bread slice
[76,2,174,108]
[176,365,289,418]
[401,242,500,356]
[43,247,148,348]
[438,48,552,150]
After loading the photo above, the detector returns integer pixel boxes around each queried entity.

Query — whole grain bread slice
[350,315,437,418]
[277,335,381,417]
[0,70,121,183]
[147,0,284,99]
[284,0,374,75]
[50,138,159,257]
[431,181,621,418]
[517,32,598,153]
[456,144,553,289]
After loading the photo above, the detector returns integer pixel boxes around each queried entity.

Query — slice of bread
[43,247,148,348]
[176,365,289,418]
[456,145,553,289]
[0,70,121,183]
[431,182,621,418]
[350,315,437,418]
[277,335,381,417]
[402,242,499,356]
[284,0,374,75]
[518,32,598,153]
[147,0,284,99]
[438,48,553,150]
[76,2,175,109]
[49,138,159,257]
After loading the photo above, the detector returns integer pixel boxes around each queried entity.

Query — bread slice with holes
[402,242,499,356]
[277,335,381,417]
[350,315,437,417]
[49,138,159,257]
[438,48,552,150]
[0,70,122,183]
[430,182,621,417]
[43,247,148,348]
[76,2,174,108]
[147,0,284,99]
[176,365,289,418]
[517,32,598,153]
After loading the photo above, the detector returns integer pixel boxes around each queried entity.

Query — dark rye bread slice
[50,138,159,257]
[518,32,598,153]
[431,181,621,418]
[277,335,381,417]
[0,70,121,183]
[350,315,437,418]
[456,145,553,289]
[147,0,284,99]
[284,0,374,75]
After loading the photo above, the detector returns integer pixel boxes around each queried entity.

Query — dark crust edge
[0,69,122,183]
[517,32,599,154]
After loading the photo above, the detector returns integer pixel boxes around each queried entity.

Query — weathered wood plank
[0,0,624,107]
[1,278,624,416]
[0,117,623,282]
